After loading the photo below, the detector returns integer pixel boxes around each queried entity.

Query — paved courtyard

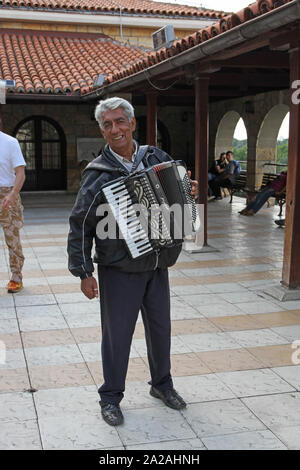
[1,194,300,450]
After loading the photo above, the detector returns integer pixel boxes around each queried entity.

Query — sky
[235,114,289,141]
[158,0,252,13]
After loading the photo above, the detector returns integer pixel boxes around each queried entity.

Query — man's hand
[1,191,17,211]
[187,171,199,199]
[81,276,99,299]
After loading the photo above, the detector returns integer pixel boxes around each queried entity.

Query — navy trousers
[97,266,173,405]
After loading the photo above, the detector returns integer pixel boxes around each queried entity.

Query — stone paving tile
[209,314,263,332]
[0,368,30,393]
[121,381,165,410]
[59,301,101,315]
[0,297,14,308]
[251,311,300,328]
[270,426,300,450]
[227,328,288,348]
[0,307,16,320]
[0,348,26,370]
[271,365,300,391]
[181,399,266,438]
[216,369,295,397]
[177,332,241,353]
[170,352,212,376]
[171,318,221,335]
[0,420,42,450]
[62,313,101,329]
[34,385,99,418]
[170,284,212,295]
[25,344,84,367]
[234,300,284,315]
[117,407,196,447]
[172,374,235,403]
[70,326,101,344]
[21,329,75,348]
[270,325,300,343]
[0,332,22,350]
[53,290,99,303]
[127,438,205,450]
[242,392,300,429]
[197,348,264,373]
[39,413,122,450]
[194,303,246,318]
[29,362,95,390]
[246,344,296,368]
[202,430,287,450]
[0,391,36,422]
[14,294,57,307]
[18,314,69,332]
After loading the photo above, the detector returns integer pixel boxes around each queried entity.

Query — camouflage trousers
[0,187,25,283]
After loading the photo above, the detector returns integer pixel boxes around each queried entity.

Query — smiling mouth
[113,135,124,141]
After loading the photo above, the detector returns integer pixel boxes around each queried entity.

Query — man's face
[227,152,234,161]
[100,107,136,156]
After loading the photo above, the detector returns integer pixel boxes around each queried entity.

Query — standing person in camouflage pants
[0,115,26,293]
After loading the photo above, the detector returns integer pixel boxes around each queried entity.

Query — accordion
[101,160,200,259]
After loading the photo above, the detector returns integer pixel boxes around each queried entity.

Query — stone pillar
[194,76,209,246]
[282,46,300,290]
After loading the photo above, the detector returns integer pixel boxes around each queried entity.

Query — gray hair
[94,97,135,128]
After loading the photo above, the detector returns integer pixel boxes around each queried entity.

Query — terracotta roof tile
[0,29,148,94]
[0,0,227,18]
[102,0,293,88]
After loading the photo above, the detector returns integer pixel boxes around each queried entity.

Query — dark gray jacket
[67,144,182,279]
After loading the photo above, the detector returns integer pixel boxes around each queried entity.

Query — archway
[276,112,289,172]
[215,110,241,159]
[256,104,289,186]
[14,116,66,191]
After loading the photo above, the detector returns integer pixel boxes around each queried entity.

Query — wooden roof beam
[210,51,289,69]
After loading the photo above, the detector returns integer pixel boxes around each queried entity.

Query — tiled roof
[0,0,227,18]
[0,29,148,94]
[103,0,293,86]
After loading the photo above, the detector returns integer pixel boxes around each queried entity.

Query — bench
[227,170,286,216]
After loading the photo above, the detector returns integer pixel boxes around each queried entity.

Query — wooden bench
[227,170,286,216]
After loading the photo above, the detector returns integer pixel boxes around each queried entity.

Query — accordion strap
[131,145,149,173]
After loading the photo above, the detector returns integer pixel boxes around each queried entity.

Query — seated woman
[239,171,287,216]
[209,151,238,200]
[208,152,228,182]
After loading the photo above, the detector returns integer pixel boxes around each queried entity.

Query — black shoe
[150,386,186,410]
[214,196,222,200]
[100,401,124,426]
[275,219,285,227]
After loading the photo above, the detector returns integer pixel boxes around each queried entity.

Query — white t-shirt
[0,131,26,187]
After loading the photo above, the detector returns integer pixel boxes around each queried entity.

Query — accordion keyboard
[102,179,154,259]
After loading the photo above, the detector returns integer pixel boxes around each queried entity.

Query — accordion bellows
[101,160,200,259]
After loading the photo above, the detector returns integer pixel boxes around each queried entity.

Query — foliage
[232,138,288,170]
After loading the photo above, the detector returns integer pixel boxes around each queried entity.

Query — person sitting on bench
[208,152,228,182]
[209,151,239,200]
[239,171,287,216]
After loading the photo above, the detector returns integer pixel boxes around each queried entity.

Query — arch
[256,104,289,183]
[14,115,66,191]
[215,110,242,159]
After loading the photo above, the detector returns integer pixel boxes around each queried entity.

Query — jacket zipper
[154,249,160,270]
